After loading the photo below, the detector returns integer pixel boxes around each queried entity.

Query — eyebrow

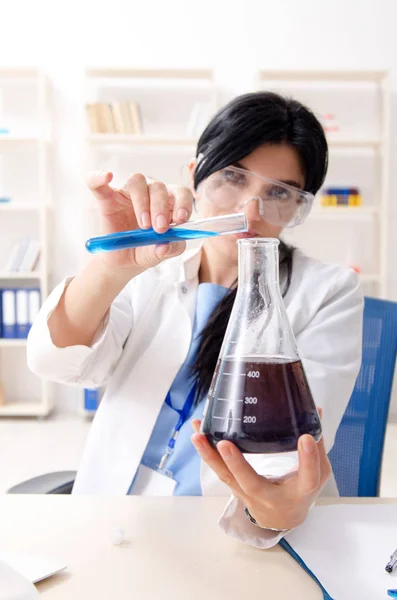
[232,161,303,190]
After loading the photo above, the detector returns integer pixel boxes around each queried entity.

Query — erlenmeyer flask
[201,238,322,454]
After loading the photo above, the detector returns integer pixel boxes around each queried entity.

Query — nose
[243,197,264,226]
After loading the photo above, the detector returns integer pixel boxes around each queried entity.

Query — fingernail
[141,211,150,228]
[156,215,167,229]
[219,444,232,461]
[302,436,314,454]
[165,243,174,255]
[176,208,189,222]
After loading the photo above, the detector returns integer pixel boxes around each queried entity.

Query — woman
[27,92,363,549]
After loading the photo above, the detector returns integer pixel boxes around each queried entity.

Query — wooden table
[0,495,393,599]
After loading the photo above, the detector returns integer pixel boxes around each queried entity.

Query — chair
[328,296,397,497]
[7,471,76,494]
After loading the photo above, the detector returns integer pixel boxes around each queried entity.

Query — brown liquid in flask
[201,356,321,453]
[200,239,322,454]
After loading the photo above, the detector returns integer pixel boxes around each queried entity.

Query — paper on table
[0,551,67,583]
[285,505,397,600]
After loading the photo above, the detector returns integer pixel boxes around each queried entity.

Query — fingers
[148,181,172,233]
[297,435,321,496]
[93,171,192,235]
[191,419,201,434]
[154,241,186,261]
[123,175,172,233]
[123,173,151,229]
[87,170,115,201]
[171,186,194,224]
[191,433,244,497]
[317,435,332,488]
[217,441,271,497]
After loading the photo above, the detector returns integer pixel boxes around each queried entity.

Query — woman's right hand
[87,170,194,275]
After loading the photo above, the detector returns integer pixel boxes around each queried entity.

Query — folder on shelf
[1,289,16,338]
[15,289,29,338]
[281,504,397,600]
[84,387,101,412]
[28,289,41,327]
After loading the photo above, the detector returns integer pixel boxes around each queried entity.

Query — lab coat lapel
[74,252,201,495]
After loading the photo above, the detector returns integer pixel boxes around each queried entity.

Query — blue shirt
[129,282,228,496]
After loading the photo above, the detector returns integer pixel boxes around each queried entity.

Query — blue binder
[1,289,16,338]
[84,388,100,412]
[15,289,30,338]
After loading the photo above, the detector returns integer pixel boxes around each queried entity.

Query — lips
[233,230,258,239]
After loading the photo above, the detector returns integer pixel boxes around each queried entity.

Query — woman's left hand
[191,420,331,531]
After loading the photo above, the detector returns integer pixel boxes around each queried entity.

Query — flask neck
[237,238,280,292]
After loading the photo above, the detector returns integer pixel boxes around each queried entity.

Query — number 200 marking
[247,371,260,378]
[243,416,257,424]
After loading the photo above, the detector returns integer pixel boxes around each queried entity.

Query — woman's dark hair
[191,91,328,402]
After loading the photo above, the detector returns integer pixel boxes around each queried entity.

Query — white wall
[0,0,396,413]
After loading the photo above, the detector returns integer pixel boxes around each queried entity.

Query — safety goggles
[197,166,314,228]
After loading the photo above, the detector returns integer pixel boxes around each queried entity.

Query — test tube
[85,212,248,254]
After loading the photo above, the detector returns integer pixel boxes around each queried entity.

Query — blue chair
[328,296,397,497]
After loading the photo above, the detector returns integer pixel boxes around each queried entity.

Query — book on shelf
[3,238,40,272]
[112,102,134,134]
[0,382,4,406]
[0,288,41,339]
[85,102,143,135]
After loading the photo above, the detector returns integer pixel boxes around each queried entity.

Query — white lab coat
[27,246,363,549]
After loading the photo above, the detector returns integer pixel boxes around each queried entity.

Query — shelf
[86,68,213,80]
[87,134,197,146]
[0,402,50,417]
[0,339,27,348]
[0,271,42,280]
[81,408,96,418]
[0,203,42,212]
[88,136,381,149]
[310,206,378,220]
[360,274,381,283]
[259,70,388,82]
[0,68,42,78]
[327,138,382,148]
[0,135,50,144]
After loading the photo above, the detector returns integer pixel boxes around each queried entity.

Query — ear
[188,159,197,187]
[188,159,200,205]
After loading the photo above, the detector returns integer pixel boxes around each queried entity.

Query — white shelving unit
[257,69,390,298]
[87,133,198,146]
[0,69,53,417]
[81,67,217,415]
